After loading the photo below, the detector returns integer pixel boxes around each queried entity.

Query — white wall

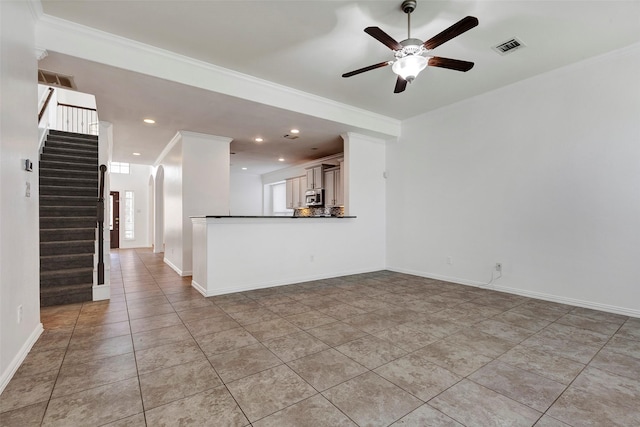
[386,44,640,316]
[110,163,153,249]
[181,132,231,274]
[159,131,231,275]
[162,138,184,273]
[55,87,97,109]
[230,173,263,215]
[0,1,42,392]
[153,165,164,253]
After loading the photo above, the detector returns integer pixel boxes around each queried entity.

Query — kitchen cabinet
[286,176,308,209]
[324,167,343,207]
[292,178,300,208]
[306,165,332,190]
[299,176,307,207]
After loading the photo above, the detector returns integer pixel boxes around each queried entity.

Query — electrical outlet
[25,182,31,197]
[495,263,502,272]
[17,305,23,324]
[447,256,453,265]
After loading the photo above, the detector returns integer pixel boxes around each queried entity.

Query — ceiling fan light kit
[342,0,478,93]
[392,46,428,82]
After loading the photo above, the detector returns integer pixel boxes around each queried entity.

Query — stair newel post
[97,164,107,285]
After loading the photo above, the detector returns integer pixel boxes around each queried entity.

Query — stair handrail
[56,102,99,136]
[97,164,107,285]
[57,102,97,112]
[38,87,55,123]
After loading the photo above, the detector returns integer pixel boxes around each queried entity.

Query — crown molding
[35,48,48,61]
[36,14,401,139]
[342,132,391,145]
[26,0,43,22]
[154,131,183,167]
[178,131,233,145]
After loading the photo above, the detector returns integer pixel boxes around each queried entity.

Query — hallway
[0,249,638,426]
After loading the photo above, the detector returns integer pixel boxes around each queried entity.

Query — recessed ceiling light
[143,118,155,124]
[242,167,247,170]
[132,152,141,156]
[254,137,263,142]
[290,129,300,134]
[278,158,285,162]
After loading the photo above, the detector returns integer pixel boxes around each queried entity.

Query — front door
[110,191,120,248]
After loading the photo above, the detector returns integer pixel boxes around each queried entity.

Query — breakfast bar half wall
[190,215,386,296]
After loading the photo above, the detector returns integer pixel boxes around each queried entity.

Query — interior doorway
[110,191,120,248]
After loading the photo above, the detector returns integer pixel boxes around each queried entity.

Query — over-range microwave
[305,189,324,207]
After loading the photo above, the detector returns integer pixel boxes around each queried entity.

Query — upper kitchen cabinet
[306,164,332,190]
[300,175,307,206]
[286,175,308,209]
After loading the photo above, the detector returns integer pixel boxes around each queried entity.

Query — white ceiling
[38,0,640,170]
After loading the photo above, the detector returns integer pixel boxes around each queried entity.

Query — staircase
[39,130,99,306]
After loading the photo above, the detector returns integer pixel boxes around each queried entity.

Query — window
[109,194,114,231]
[111,162,130,174]
[271,182,292,216]
[124,191,135,240]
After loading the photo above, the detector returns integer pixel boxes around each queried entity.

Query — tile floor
[1,248,639,426]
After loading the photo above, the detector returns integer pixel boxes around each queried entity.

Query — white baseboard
[0,323,43,395]
[387,267,640,318]
[489,284,640,318]
[192,267,383,297]
[93,284,110,301]
[191,279,207,297]
[163,257,191,276]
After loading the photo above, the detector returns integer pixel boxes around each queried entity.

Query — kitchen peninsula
[190,215,376,297]
[186,132,388,297]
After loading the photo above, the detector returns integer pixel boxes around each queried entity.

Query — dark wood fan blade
[394,76,407,93]
[428,56,474,72]
[342,61,390,78]
[365,27,403,51]
[423,16,479,50]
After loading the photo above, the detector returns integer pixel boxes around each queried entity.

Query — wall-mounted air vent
[492,37,526,55]
[38,69,77,89]
[283,134,299,140]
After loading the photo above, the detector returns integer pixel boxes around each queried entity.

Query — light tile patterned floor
[1,248,639,426]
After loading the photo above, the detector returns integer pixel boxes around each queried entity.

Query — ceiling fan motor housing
[398,38,426,54]
[401,0,417,14]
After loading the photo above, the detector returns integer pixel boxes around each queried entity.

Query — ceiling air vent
[492,37,526,55]
[283,134,299,140]
[38,69,77,89]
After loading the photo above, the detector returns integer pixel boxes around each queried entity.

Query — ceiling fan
[342,0,479,93]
